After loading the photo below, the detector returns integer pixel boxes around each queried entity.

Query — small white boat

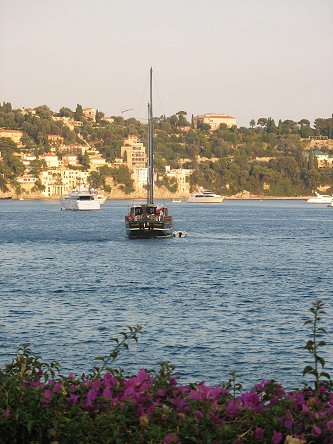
[306,192,333,204]
[187,188,223,203]
[62,187,101,211]
[172,199,182,203]
[173,230,187,238]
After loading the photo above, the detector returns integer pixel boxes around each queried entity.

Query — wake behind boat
[62,186,100,211]
[125,68,173,239]
[306,192,333,204]
[187,188,223,203]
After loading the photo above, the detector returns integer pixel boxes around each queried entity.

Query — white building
[165,166,192,194]
[194,113,237,130]
[40,154,60,168]
[132,168,148,189]
[40,169,90,196]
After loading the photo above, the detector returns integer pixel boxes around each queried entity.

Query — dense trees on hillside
[0,101,332,196]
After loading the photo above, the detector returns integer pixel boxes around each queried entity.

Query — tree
[35,105,52,119]
[257,118,267,128]
[249,119,256,129]
[58,107,73,118]
[74,104,83,121]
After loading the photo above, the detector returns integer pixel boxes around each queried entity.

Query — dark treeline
[0,102,332,196]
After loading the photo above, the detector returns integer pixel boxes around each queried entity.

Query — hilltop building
[121,135,147,169]
[82,108,96,122]
[194,113,237,130]
[0,129,24,145]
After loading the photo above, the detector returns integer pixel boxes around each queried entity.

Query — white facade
[165,167,192,194]
[194,113,237,130]
[40,154,60,168]
[40,169,90,196]
[132,168,148,189]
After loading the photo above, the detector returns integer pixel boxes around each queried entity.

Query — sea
[0,198,332,391]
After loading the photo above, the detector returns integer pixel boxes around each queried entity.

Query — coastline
[0,194,310,201]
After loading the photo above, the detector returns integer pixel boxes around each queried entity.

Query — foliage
[303,300,331,393]
[0,303,332,443]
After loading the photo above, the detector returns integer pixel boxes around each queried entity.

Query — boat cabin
[126,204,169,222]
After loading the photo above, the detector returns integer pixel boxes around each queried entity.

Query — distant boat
[172,199,182,203]
[124,68,174,238]
[0,196,12,200]
[306,192,333,204]
[62,186,100,211]
[187,188,223,203]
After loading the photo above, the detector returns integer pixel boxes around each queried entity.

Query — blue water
[0,199,332,390]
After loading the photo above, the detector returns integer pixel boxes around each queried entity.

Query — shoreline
[1,195,311,201]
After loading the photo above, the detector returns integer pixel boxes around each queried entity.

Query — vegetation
[0,300,332,443]
[1,101,333,196]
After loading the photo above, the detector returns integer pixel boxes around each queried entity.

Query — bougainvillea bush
[0,301,332,444]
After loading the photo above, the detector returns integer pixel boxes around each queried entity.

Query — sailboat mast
[147,67,154,205]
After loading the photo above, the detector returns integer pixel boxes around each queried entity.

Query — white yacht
[187,188,224,203]
[306,192,333,204]
[62,187,101,211]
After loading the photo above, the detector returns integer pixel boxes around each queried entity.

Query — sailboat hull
[125,220,173,239]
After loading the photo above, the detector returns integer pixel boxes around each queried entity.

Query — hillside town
[0,103,333,199]
[0,106,240,199]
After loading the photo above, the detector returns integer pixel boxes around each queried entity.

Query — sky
[0,0,332,127]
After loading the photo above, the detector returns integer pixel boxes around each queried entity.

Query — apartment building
[82,108,96,122]
[40,154,60,168]
[194,113,237,130]
[0,129,24,145]
[120,135,147,169]
[40,169,90,196]
[48,134,64,145]
[132,167,148,189]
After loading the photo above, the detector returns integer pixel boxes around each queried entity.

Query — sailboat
[125,68,174,239]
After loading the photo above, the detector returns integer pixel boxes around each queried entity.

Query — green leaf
[303,365,314,375]
[319,371,331,380]
[317,356,325,367]
[27,420,34,435]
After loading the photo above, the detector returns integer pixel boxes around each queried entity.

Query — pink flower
[163,434,178,444]
[69,394,80,405]
[87,389,97,403]
[271,431,282,444]
[255,427,265,440]
[327,419,333,431]
[194,410,204,422]
[311,425,321,437]
[53,383,62,393]
[103,372,117,388]
[240,391,260,409]
[43,389,53,402]
[2,408,10,418]
[92,380,101,392]
[102,387,113,400]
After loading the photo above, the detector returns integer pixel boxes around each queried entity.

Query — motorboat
[306,192,333,204]
[125,68,173,238]
[62,187,101,211]
[172,199,182,203]
[187,188,224,203]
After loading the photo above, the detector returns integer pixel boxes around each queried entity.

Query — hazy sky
[1,0,332,127]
